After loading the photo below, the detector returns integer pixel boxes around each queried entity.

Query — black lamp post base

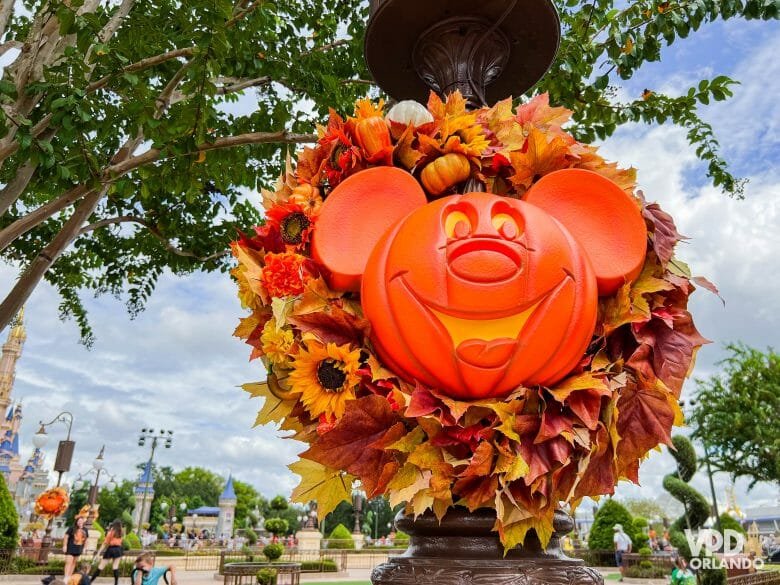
[371,507,603,585]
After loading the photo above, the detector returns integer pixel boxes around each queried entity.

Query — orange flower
[319,110,364,186]
[262,252,310,298]
[266,202,314,247]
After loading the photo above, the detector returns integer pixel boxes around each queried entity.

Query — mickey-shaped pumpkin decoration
[313,167,647,400]
[34,486,70,518]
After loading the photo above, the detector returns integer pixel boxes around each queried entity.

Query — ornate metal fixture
[365,0,561,107]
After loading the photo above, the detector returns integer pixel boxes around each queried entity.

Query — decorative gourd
[421,153,471,195]
[313,167,647,400]
[355,116,393,161]
[387,100,434,138]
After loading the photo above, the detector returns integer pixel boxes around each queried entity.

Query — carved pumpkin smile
[312,166,648,400]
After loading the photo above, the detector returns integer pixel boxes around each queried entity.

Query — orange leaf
[301,395,405,497]
[515,93,571,130]
[509,128,571,190]
[461,441,495,477]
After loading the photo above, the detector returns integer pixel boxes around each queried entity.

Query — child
[133,553,177,585]
[68,561,92,585]
[671,556,696,585]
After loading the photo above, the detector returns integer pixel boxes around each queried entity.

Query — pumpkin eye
[445,210,472,239]
[492,213,519,238]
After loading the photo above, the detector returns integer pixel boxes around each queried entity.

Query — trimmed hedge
[301,559,338,572]
[0,477,18,550]
[327,524,355,550]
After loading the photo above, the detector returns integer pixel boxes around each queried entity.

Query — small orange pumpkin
[354,116,392,161]
[421,153,471,195]
[288,183,322,216]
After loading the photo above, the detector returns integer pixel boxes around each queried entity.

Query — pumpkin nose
[449,249,518,283]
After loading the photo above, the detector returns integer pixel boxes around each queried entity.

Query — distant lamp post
[352,489,364,535]
[73,446,117,529]
[679,399,722,534]
[136,428,174,535]
[34,411,75,554]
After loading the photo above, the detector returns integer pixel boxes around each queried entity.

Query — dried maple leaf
[243,381,298,426]
[516,93,571,130]
[642,201,686,266]
[301,395,405,497]
[289,459,354,521]
[509,128,571,190]
[288,304,370,347]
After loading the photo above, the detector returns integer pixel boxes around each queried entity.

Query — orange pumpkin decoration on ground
[309,167,647,400]
[34,487,69,518]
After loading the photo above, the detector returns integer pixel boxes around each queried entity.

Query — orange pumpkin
[313,167,647,400]
[35,487,69,518]
[354,116,393,161]
[421,153,471,195]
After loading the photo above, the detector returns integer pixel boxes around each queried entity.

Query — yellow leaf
[509,128,571,190]
[387,463,432,508]
[293,277,337,316]
[272,297,294,328]
[629,261,675,318]
[233,313,261,339]
[500,512,555,553]
[386,426,426,454]
[242,381,297,426]
[289,459,354,521]
[548,372,610,402]
[195,150,206,164]
[504,454,531,483]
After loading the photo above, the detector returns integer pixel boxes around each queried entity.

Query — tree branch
[0,161,39,217]
[87,47,196,93]
[77,215,230,262]
[0,40,22,58]
[301,39,351,56]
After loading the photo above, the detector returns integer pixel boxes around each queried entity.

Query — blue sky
[1,14,778,515]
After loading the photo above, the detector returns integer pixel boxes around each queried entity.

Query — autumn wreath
[231,92,710,548]
[34,486,70,519]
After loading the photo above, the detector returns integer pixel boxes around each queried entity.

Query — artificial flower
[349,99,393,164]
[318,110,364,186]
[289,340,362,419]
[262,251,310,298]
[260,318,295,367]
[288,183,323,217]
[266,202,314,247]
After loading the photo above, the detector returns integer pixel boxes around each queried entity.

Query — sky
[0,14,778,517]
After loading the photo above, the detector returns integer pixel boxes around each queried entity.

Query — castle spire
[0,308,25,413]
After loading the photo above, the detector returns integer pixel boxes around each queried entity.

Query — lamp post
[160,500,187,530]
[73,446,117,529]
[33,411,75,555]
[136,428,173,536]
[679,399,722,535]
[352,489,364,535]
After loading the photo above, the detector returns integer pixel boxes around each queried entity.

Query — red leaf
[573,426,617,500]
[405,384,457,426]
[567,389,607,431]
[692,276,725,305]
[453,475,498,511]
[642,202,686,265]
[615,376,675,464]
[301,395,405,497]
[632,308,710,396]
[288,304,370,347]
[535,401,574,444]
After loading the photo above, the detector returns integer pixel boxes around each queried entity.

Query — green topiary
[263,543,284,562]
[0,475,18,549]
[327,523,355,549]
[663,435,726,585]
[394,531,410,547]
[718,514,745,535]
[123,531,142,550]
[263,518,288,536]
[588,499,634,551]
[245,528,258,545]
[256,567,277,584]
[638,547,652,557]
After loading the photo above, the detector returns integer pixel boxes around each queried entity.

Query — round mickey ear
[312,167,428,292]
[524,169,647,296]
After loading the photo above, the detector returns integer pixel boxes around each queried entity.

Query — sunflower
[260,318,295,367]
[289,340,362,419]
[266,203,313,247]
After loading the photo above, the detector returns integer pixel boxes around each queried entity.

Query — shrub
[256,567,277,585]
[270,496,288,511]
[718,514,745,535]
[327,524,355,549]
[0,476,18,549]
[263,543,284,562]
[394,531,410,547]
[588,499,633,551]
[264,518,288,536]
[300,559,338,572]
[123,531,142,550]
[625,564,668,578]
[639,560,654,569]
[245,528,258,545]
[638,547,652,558]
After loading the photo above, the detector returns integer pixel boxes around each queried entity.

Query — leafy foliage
[622,498,667,522]
[123,531,142,550]
[1,0,776,339]
[327,523,355,549]
[0,475,18,549]
[97,479,136,529]
[263,518,289,536]
[588,499,636,551]
[718,513,745,535]
[691,344,780,486]
[263,543,284,562]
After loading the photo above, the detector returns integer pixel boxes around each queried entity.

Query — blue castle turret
[215,474,237,538]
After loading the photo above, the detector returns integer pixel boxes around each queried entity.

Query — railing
[728,572,780,585]
[0,547,154,576]
[621,552,677,569]
[569,548,618,566]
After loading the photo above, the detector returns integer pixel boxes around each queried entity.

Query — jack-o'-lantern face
[312,167,647,400]
[362,193,597,399]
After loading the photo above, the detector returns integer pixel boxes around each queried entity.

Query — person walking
[63,515,89,580]
[671,556,696,585]
[613,523,632,582]
[89,520,124,584]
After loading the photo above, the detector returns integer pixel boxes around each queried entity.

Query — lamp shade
[32,429,48,449]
